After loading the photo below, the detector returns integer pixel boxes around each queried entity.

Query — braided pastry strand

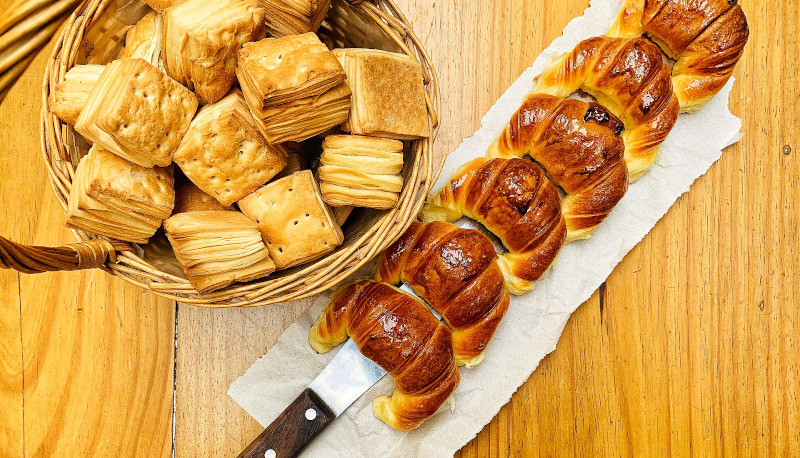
[309,280,460,431]
[608,0,749,112]
[374,221,510,368]
[534,36,680,181]
[421,158,566,295]
[487,93,629,241]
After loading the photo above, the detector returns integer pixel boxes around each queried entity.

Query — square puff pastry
[48,64,104,126]
[164,0,266,103]
[334,48,430,139]
[318,134,404,209]
[66,146,175,244]
[172,178,234,214]
[236,33,345,109]
[164,211,276,294]
[121,13,164,71]
[173,91,287,206]
[75,58,198,168]
[259,0,331,37]
[238,170,343,269]
[247,82,351,143]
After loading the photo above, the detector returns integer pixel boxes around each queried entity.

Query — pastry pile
[50,1,431,297]
[309,0,749,433]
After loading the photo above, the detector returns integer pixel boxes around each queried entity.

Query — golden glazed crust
[75,59,199,168]
[308,280,460,431]
[334,48,429,140]
[608,0,748,112]
[238,170,343,269]
[487,93,629,241]
[173,91,287,206]
[422,157,566,295]
[374,222,510,368]
[534,36,679,181]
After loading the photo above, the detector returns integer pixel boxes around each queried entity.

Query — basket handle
[0,236,128,273]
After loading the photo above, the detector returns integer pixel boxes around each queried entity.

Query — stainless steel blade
[308,339,386,417]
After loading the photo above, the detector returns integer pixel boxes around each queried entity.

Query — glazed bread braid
[486,94,629,241]
[421,158,566,295]
[374,221,510,368]
[608,0,749,112]
[309,280,460,431]
[534,36,679,181]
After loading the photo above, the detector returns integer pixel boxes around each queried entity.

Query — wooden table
[1,0,798,456]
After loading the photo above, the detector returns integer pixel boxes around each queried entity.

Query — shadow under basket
[0,0,441,306]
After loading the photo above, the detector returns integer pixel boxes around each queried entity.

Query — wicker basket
[0,0,441,306]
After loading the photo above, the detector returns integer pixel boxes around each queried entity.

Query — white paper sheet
[228,0,744,455]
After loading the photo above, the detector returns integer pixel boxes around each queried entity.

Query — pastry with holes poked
[66,146,175,244]
[75,58,199,168]
[172,90,287,206]
[238,170,343,269]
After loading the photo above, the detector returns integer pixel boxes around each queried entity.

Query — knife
[237,338,386,458]
[237,220,497,458]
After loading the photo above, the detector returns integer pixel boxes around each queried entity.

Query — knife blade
[238,339,385,458]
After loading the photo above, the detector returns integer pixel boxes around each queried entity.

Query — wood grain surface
[1,0,798,456]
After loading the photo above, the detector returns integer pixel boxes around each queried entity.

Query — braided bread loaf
[534,36,679,181]
[374,221,510,368]
[421,158,566,295]
[487,94,629,240]
[608,0,749,112]
[309,280,460,431]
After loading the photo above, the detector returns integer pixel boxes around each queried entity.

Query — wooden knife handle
[238,388,336,458]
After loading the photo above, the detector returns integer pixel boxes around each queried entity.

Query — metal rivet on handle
[305,408,317,421]
[264,449,276,458]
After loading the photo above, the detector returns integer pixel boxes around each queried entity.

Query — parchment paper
[228,0,744,455]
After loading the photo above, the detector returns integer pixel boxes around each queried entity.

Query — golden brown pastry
[534,37,679,181]
[486,94,628,241]
[421,158,566,295]
[238,170,344,269]
[247,83,351,143]
[48,64,104,126]
[66,146,175,244]
[259,0,331,37]
[163,0,266,103]
[164,211,276,294]
[75,58,198,168]
[121,13,164,71]
[143,0,182,12]
[237,34,350,142]
[237,33,345,108]
[309,280,460,431]
[374,221,510,368]
[318,134,404,209]
[334,48,430,139]
[173,91,287,206]
[272,147,308,181]
[172,178,234,214]
[608,0,749,112]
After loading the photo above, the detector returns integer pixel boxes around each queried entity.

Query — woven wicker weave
[0,0,441,306]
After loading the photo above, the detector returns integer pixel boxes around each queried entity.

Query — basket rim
[40,0,444,306]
